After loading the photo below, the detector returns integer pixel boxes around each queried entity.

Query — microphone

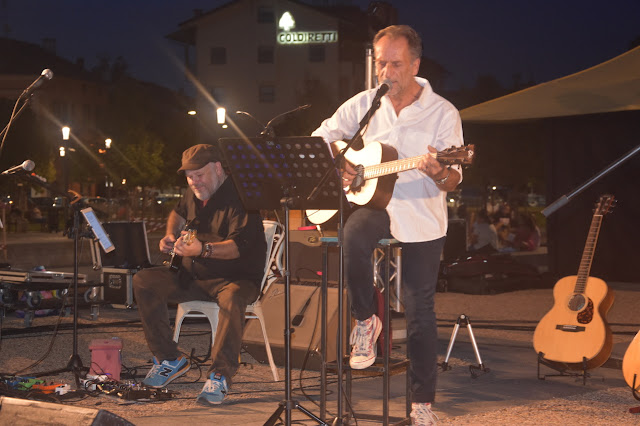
[292,292,314,327]
[1,159,35,175]
[355,79,393,135]
[21,69,54,97]
[373,79,392,101]
[237,104,311,139]
[262,104,311,138]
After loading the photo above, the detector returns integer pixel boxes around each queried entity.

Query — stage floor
[1,283,640,424]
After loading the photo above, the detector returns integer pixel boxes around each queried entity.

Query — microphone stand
[542,143,640,217]
[307,93,384,425]
[10,173,87,386]
[1,69,53,158]
[0,93,36,158]
[236,104,310,140]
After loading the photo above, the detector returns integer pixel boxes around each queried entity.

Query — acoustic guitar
[168,228,197,273]
[532,194,615,370]
[305,141,475,225]
[623,330,640,392]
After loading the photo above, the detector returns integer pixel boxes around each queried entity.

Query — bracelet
[434,167,451,185]
[200,242,214,258]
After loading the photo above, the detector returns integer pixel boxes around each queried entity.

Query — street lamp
[61,126,70,191]
[103,138,113,198]
[216,107,226,125]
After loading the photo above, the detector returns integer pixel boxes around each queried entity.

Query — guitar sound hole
[568,294,586,312]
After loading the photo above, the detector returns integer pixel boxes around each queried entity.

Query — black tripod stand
[11,174,110,385]
[218,136,345,426]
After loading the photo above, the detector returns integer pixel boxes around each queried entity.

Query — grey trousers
[132,266,259,385]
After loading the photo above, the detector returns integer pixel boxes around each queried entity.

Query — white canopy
[460,46,640,122]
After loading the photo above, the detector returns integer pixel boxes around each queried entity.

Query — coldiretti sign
[277,11,338,45]
[277,31,338,44]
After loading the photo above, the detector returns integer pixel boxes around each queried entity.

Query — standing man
[132,144,266,406]
[312,25,464,424]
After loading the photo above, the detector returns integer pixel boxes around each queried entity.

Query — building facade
[169,0,373,136]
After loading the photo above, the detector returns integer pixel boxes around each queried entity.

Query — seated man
[132,144,266,405]
[468,209,498,253]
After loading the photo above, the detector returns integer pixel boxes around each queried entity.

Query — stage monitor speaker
[0,396,133,425]
[287,241,340,282]
[243,280,348,370]
[443,219,467,261]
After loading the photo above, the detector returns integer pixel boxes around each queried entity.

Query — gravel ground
[1,285,640,425]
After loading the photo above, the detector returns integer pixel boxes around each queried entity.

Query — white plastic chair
[172,220,284,381]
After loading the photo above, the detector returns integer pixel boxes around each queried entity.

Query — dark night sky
[2,0,639,93]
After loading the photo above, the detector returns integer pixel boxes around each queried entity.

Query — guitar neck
[363,154,433,180]
[574,214,604,293]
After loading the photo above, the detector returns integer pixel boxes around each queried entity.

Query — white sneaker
[410,402,439,425]
[349,314,382,369]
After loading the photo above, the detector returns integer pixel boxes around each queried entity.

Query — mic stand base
[264,199,326,426]
[29,202,85,388]
[265,401,328,426]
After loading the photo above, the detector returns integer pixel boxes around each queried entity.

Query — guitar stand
[631,374,640,401]
[438,314,489,378]
[536,352,590,385]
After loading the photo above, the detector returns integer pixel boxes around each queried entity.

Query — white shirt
[312,77,464,242]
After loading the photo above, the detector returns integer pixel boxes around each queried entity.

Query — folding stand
[630,374,640,401]
[219,136,346,426]
[536,353,590,385]
[439,314,489,378]
[6,174,105,385]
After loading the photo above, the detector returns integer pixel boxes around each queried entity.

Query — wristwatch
[434,167,451,185]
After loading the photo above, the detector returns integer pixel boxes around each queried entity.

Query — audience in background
[465,201,542,254]
[468,209,498,253]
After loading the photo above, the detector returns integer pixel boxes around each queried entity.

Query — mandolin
[532,194,615,370]
[305,141,474,225]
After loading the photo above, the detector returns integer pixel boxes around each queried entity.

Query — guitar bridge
[555,324,586,332]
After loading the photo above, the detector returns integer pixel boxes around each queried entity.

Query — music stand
[219,136,345,425]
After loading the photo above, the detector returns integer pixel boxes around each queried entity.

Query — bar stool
[319,236,410,425]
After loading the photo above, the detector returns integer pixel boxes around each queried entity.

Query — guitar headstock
[437,144,475,166]
[595,194,615,216]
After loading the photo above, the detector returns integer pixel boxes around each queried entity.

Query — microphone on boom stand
[236,104,311,139]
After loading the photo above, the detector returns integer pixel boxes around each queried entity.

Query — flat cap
[177,144,221,173]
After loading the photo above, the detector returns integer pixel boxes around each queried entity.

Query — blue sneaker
[196,373,228,405]
[142,356,189,388]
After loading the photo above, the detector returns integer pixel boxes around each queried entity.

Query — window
[259,85,275,103]
[210,47,227,65]
[257,6,274,23]
[211,87,225,104]
[309,45,325,63]
[258,46,274,64]
[83,104,91,124]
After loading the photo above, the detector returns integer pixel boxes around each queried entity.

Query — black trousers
[132,266,259,386]
[343,208,445,403]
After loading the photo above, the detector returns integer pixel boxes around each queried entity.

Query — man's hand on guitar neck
[418,146,460,192]
[173,231,202,257]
